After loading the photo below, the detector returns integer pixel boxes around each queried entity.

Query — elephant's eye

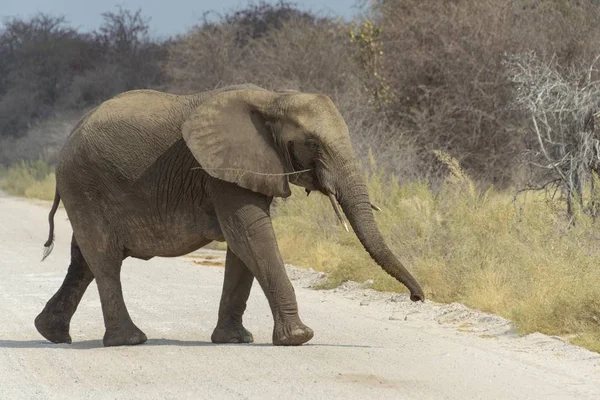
[306,141,319,151]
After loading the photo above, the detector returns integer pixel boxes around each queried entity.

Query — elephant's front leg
[211,248,255,343]
[213,184,314,346]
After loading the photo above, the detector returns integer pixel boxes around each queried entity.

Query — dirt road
[1,192,599,399]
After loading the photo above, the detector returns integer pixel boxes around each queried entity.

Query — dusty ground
[1,192,599,399]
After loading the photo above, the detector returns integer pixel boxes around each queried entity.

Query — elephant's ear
[182,90,291,198]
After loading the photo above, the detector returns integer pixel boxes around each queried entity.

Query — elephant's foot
[211,324,254,344]
[103,325,147,347]
[273,320,314,346]
[35,311,72,344]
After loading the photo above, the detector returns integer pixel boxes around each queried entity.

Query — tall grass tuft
[273,152,600,352]
[0,160,56,200]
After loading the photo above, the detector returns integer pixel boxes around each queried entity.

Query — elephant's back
[57,85,268,185]
[85,90,193,138]
[67,90,194,182]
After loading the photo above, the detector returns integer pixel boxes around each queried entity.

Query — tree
[0,14,92,137]
[92,7,165,92]
[0,8,167,140]
[505,52,600,218]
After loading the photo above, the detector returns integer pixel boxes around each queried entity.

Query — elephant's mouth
[286,141,323,193]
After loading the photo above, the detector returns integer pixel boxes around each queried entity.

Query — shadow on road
[0,338,376,349]
[0,339,104,349]
[0,338,214,349]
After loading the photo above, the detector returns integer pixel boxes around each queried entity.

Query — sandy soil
[1,192,599,399]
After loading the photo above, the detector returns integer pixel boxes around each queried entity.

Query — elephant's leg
[214,184,314,346]
[35,235,94,344]
[77,242,146,347]
[211,248,255,343]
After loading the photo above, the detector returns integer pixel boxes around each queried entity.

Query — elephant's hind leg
[35,235,94,344]
[80,244,147,347]
[211,248,255,344]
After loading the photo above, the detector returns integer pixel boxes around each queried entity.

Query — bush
[0,112,80,165]
[166,3,355,94]
[373,0,600,185]
[0,8,167,139]
[0,15,89,137]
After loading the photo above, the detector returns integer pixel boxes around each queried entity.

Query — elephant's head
[182,89,424,301]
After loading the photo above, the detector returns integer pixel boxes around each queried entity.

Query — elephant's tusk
[370,202,382,212]
[328,193,349,232]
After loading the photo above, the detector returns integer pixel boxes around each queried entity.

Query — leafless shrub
[60,64,127,109]
[0,112,82,165]
[166,21,249,92]
[372,0,600,186]
[333,84,423,181]
[220,0,319,46]
[505,52,600,217]
[166,5,354,93]
[93,7,166,91]
[0,15,86,137]
[0,8,167,140]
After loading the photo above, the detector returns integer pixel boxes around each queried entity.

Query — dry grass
[0,161,56,200]
[272,154,600,352]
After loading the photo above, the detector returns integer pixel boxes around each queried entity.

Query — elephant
[35,83,424,347]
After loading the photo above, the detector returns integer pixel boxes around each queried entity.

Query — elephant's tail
[42,188,61,261]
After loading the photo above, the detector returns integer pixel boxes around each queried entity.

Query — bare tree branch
[505,51,600,218]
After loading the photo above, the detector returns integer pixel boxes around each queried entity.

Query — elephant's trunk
[333,165,424,302]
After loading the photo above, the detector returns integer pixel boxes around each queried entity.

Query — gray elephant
[36,84,424,347]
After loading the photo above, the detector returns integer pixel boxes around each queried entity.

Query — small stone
[360,299,370,306]
[360,279,374,288]
[389,314,409,321]
[390,294,405,302]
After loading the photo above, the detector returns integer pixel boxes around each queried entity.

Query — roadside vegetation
[275,154,600,352]
[2,1,600,352]
[0,161,55,200]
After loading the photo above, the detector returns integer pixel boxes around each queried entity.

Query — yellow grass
[0,160,56,200]
[273,157,600,352]
[4,159,600,352]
